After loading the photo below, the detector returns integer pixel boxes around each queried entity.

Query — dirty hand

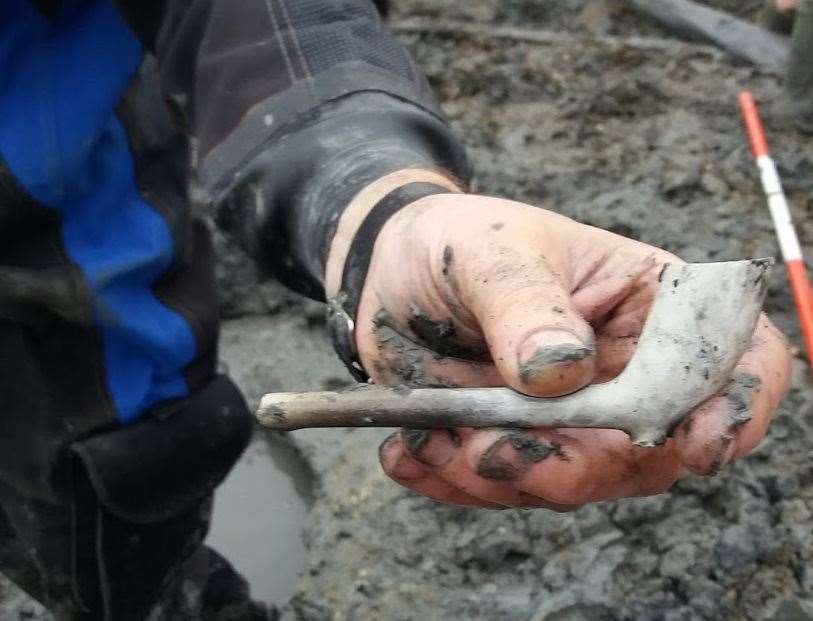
[326,171,792,510]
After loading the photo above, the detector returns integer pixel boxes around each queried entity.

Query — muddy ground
[275,2,813,620]
[2,1,812,620]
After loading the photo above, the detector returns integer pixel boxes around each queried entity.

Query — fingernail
[380,432,426,480]
[477,432,565,481]
[722,436,739,465]
[402,428,461,467]
[390,455,426,480]
[379,431,401,464]
[518,329,594,385]
[726,373,761,427]
[707,434,737,476]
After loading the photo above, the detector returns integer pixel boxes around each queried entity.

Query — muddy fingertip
[379,431,402,465]
[474,431,567,481]
[402,428,461,467]
[379,432,427,481]
[516,329,596,396]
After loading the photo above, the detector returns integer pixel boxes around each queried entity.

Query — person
[762,0,813,131]
[0,0,791,619]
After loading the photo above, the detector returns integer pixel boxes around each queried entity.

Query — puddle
[207,428,314,607]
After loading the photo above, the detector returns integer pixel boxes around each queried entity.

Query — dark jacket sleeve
[115,0,470,299]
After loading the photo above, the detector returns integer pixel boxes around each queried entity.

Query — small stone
[700,172,730,196]
[660,542,697,577]
[769,598,813,621]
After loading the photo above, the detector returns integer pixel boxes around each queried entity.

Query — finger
[406,426,679,507]
[449,233,597,397]
[378,432,502,508]
[675,315,791,473]
[457,428,681,506]
[588,268,660,382]
[571,255,672,382]
[672,395,733,475]
[569,249,662,324]
[574,250,682,382]
[398,428,583,511]
[732,317,791,457]
[594,334,638,382]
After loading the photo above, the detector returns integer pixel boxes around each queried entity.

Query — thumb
[457,242,596,397]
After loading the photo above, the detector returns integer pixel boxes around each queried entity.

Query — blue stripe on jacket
[0,0,196,423]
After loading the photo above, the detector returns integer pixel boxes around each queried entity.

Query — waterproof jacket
[0,0,467,499]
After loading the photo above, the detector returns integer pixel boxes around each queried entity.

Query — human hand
[326,171,792,510]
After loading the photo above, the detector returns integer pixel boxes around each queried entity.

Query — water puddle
[207,427,314,607]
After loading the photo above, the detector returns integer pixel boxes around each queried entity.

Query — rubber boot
[761,0,796,34]
[787,0,813,132]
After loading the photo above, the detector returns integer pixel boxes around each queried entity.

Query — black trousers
[0,376,271,620]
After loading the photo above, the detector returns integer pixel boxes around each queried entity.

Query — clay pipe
[257,260,771,447]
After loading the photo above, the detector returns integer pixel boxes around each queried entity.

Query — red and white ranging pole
[739,90,813,376]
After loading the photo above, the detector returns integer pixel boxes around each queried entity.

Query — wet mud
[3,1,812,620]
[406,302,490,360]
[283,1,813,620]
[208,430,314,606]
[725,372,762,426]
[518,341,595,384]
[477,433,566,481]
